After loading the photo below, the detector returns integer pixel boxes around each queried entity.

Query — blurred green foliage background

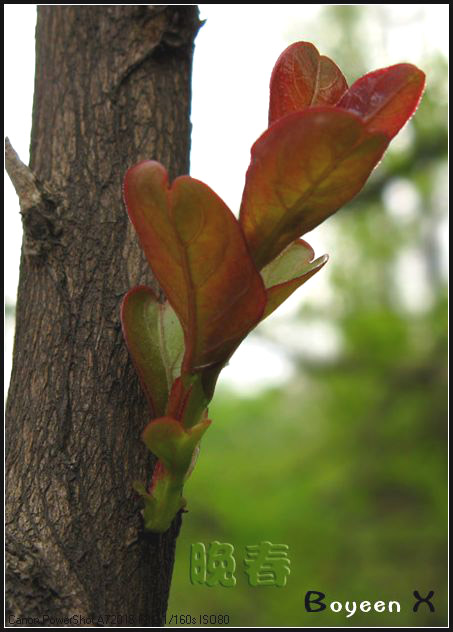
[167,5,448,627]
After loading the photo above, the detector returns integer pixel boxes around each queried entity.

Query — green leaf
[261,239,329,319]
[239,108,389,270]
[158,299,185,389]
[121,287,185,417]
[138,416,211,532]
[142,416,211,476]
[137,461,185,533]
[121,286,169,417]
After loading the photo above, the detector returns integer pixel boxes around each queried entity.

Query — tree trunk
[5,6,201,626]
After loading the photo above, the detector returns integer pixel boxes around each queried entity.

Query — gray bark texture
[5,5,201,626]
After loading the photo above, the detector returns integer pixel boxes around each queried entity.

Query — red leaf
[336,63,425,138]
[269,41,348,126]
[123,161,266,375]
[240,108,389,269]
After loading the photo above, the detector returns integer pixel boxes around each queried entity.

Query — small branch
[5,137,61,257]
[5,138,43,214]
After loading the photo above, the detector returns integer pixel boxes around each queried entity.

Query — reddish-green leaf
[139,416,211,532]
[121,287,185,417]
[158,299,185,387]
[239,108,389,270]
[124,161,266,375]
[121,286,169,417]
[166,373,210,429]
[260,240,329,319]
[269,41,348,126]
[336,63,425,138]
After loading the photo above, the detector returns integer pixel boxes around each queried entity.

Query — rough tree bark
[6,6,201,626]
